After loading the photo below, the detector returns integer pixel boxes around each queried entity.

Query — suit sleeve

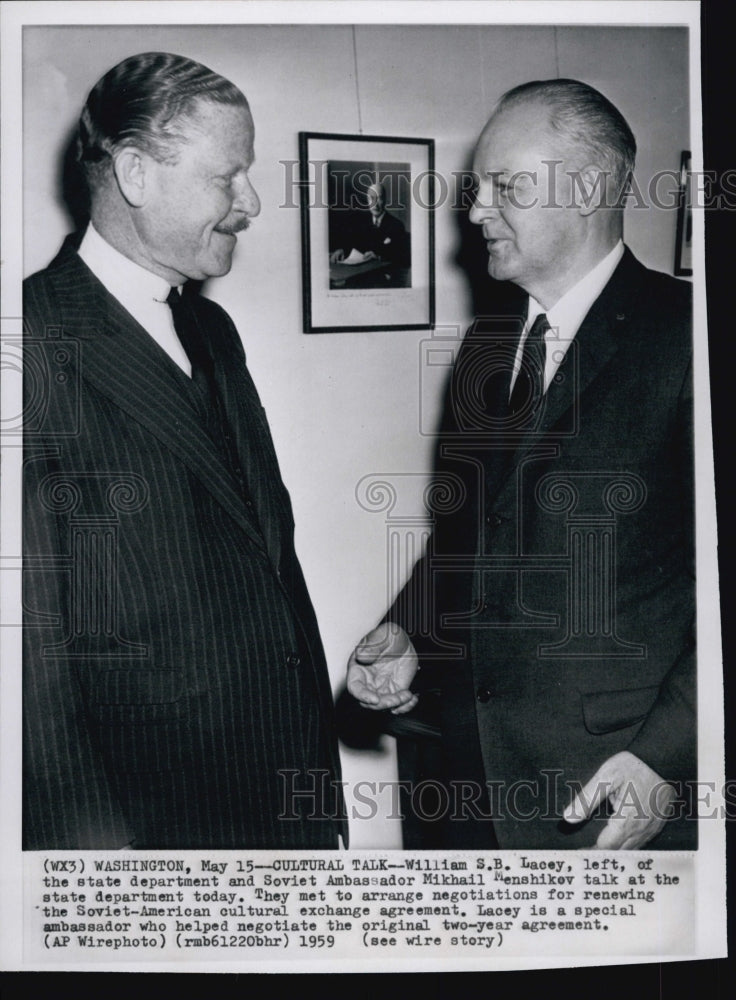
[627,354,697,784]
[23,275,135,849]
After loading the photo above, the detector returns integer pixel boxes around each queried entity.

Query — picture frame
[298,131,435,333]
[674,149,693,276]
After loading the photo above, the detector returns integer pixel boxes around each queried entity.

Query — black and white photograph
[326,157,413,290]
[300,132,434,331]
[0,0,726,976]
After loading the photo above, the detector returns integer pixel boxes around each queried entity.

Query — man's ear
[111,147,150,208]
[574,164,608,217]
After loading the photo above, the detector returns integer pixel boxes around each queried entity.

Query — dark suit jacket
[23,237,345,850]
[357,212,410,268]
[332,210,410,269]
[392,248,695,849]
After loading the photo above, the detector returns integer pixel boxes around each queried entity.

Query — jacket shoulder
[23,263,63,328]
[24,258,61,296]
[23,237,85,321]
[625,260,692,359]
[637,262,692,308]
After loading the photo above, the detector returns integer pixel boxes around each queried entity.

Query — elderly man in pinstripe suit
[23,52,344,849]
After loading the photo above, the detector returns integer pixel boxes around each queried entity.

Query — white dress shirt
[78,222,191,375]
[511,241,625,395]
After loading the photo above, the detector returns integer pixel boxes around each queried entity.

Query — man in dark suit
[357,181,410,269]
[23,52,344,849]
[348,79,695,850]
[330,181,410,285]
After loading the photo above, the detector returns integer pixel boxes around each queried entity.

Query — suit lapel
[503,248,645,474]
[208,320,290,569]
[50,249,269,557]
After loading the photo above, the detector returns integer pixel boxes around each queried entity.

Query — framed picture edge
[674,148,693,277]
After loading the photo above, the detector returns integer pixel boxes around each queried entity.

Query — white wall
[23,24,690,847]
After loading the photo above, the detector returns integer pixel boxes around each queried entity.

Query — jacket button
[286,654,301,668]
[486,513,503,527]
[476,687,492,703]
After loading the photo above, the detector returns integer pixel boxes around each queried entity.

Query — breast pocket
[87,669,199,773]
[581,684,660,735]
[90,669,188,723]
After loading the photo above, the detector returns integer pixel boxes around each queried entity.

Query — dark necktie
[166,286,213,397]
[166,286,255,515]
[508,312,549,418]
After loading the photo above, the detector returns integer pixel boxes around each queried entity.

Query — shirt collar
[78,222,175,308]
[527,240,625,339]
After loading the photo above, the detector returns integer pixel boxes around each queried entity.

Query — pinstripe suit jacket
[23,237,345,849]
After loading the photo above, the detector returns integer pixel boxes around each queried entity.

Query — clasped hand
[346,621,419,715]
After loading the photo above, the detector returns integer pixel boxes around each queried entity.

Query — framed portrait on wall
[298,132,435,333]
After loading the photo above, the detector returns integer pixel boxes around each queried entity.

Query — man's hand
[329,249,345,263]
[347,622,419,715]
[563,751,677,849]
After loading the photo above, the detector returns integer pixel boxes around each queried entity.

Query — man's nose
[469,189,497,226]
[233,174,261,218]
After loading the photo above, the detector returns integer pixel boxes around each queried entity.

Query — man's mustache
[215,217,251,235]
